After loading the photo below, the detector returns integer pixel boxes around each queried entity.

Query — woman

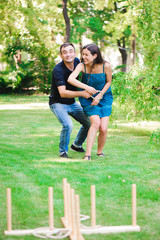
[68,44,113,160]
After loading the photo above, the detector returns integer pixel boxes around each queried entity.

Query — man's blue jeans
[49,102,90,155]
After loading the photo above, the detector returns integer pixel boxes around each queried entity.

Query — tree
[0,0,61,93]
[69,0,133,72]
[69,0,112,55]
[112,0,160,119]
[62,0,70,42]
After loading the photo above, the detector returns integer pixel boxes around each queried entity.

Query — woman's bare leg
[84,115,100,160]
[97,117,109,155]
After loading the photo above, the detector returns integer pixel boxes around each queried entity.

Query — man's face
[60,45,75,63]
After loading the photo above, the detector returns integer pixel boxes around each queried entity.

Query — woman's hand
[86,86,97,95]
[91,92,103,106]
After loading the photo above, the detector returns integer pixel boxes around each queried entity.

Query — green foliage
[0,0,61,93]
[148,129,160,149]
[0,76,10,92]
[0,61,35,93]
[112,67,159,120]
[1,36,55,93]
[137,0,160,80]
[112,71,127,98]
[70,0,112,44]
[110,0,159,120]
[31,44,54,94]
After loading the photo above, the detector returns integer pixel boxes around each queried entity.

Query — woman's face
[82,48,97,65]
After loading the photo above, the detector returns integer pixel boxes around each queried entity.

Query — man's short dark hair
[60,43,75,53]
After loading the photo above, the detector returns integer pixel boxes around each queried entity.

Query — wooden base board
[81,225,141,234]
[5,229,35,236]
[4,228,58,236]
[4,225,140,237]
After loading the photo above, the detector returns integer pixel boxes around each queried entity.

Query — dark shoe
[83,155,91,160]
[97,153,105,157]
[60,152,70,158]
[71,144,85,153]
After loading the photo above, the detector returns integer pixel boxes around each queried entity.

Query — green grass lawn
[0,95,160,240]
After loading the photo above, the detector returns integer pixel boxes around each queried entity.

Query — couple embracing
[49,43,113,161]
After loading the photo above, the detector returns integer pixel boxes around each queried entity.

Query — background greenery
[0,0,160,119]
[0,0,160,239]
[0,95,160,240]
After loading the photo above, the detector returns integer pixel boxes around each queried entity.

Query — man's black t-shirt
[49,58,80,105]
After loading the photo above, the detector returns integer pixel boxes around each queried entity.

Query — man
[49,43,91,158]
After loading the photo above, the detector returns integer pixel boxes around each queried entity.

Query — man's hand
[81,90,92,99]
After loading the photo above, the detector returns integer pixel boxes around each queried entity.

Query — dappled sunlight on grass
[31,133,58,137]
[0,103,48,110]
[34,157,86,165]
[114,120,160,131]
[108,128,124,133]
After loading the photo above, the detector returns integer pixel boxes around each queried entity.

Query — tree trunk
[62,0,70,43]
[79,39,82,56]
[51,29,55,42]
[100,40,105,58]
[14,38,22,69]
[117,38,127,72]
[114,1,127,72]
[131,23,136,65]
[13,50,21,69]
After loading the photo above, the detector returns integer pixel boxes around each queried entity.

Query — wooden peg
[7,188,12,231]
[132,184,137,226]
[91,185,96,227]
[48,187,54,230]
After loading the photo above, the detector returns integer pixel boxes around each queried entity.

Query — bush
[112,72,127,99]
[148,129,160,148]
[112,66,159,120]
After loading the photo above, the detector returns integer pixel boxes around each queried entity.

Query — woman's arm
[68,63,97,95]
[102,61,112,93]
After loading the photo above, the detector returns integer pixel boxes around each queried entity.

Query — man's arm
[53,63,91,99]
[58,86,92,99]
